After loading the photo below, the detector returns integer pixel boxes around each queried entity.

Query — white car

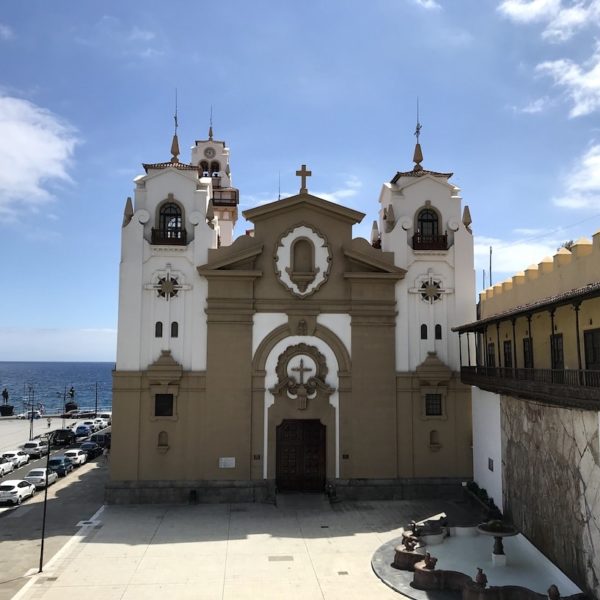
[24,468,58,488]
[2,450,29,469]
[99,412,112,425]
[63,449,87,466]
[0,458,14,477]
[0,479,36,505]
[93,418,107,430]
[22,440,49,458]
[81,420,97,432]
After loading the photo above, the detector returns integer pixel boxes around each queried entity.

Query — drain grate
[320,525,329,528]
[337,571,349,576]
[268,555,294,562]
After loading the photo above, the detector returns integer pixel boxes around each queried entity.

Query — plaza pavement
[9,495,478,600]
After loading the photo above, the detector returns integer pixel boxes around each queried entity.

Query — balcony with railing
[151,228,187,246]
[212,188,239,207]
[412,232,448,251]
[461,365,600,409]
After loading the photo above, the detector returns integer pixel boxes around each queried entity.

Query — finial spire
[208,105,213,141]
[412,97,423,172]
[278,171,281,201]
[170,88,180,163]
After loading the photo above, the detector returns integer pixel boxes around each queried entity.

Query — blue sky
[1,0,600,361]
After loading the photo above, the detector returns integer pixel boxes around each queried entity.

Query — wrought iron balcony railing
[412,233,448,251]
[151,228,187,246]
[460,366,600,409]
[212,189,239,207]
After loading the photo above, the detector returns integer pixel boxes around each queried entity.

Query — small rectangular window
[523,337,534,369]
[425,393,442,416]
[155,394,173,417]
[488,458,494,472]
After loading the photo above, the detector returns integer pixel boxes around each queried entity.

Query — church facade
[107,126,476,503]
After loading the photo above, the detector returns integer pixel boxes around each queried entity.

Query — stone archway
[251,323,351,483]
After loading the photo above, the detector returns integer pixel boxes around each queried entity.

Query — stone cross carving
[296,164,312,194]
[291,358,312,384]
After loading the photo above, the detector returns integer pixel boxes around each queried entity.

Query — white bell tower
[191,120,239,247]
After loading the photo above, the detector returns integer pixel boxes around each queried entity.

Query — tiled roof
[391,169,453,183]
[142,162,199,173]
[453,281,600,333]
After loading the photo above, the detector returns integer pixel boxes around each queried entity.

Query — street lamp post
[38,433,52,572]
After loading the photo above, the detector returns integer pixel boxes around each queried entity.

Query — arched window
[155,321,163,338]
[421,324,428,340]
[159,203,183,240]
[158,431,169,447]
[210,160,220,175]
[200,160,209,175]
[417,209,439,238]
[435,324,442,340]
[429,430,440,445]
[171,321,179,338]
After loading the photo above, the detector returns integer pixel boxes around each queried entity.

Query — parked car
[75,425,92,437]
[63,449,87,466]
[60,409,79,419]
[93,418,107,430]
[0,457,14,477]
[2,450,29,469]
[99,412,112,425]
[22,440,49,458]
[90,431,111,449]
[48,456,74,477]
[80,441,102,459]
[81,420,97,432]
[17,410,41,419]
[0,479,36,504]
[51,429,76,447]
[24,468,58,488]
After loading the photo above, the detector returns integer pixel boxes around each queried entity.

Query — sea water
[0,362,113,415]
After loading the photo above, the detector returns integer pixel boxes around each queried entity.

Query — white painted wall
[116,160,216,372]
[472,387,503,509]
[378,172,475,373]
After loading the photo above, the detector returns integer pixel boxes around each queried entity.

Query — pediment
[415,352,452,385]
[198,235,263,273]
[343,238,406,277]
[147,350,183,382]
[394,173,456,194]
[134,166,200,186]
[243,193,364,225]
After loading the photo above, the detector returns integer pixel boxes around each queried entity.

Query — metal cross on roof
[296,164,312,195]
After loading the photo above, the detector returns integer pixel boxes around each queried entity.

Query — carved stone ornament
[274,224,332,298]
[269,343,335,410]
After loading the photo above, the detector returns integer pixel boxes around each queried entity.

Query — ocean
[0,362,113,415]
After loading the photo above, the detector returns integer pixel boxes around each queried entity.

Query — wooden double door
[276,419,326,492]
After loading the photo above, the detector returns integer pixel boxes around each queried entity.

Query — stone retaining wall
[501,396,600,599]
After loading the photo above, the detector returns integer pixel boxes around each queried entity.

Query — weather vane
[414,97,422,143]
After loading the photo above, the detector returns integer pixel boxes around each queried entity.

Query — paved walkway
[0,418,73,454]
[11,496,474,600]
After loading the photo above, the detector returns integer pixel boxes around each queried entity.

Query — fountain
[477,520,518,566]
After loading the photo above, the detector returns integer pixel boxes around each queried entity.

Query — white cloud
[537,45,600,117]
[316,175,363,204]
[499,0,600,41]
[0,23,13,40]
[77,16,163,59]
[518,96,551,113]
[0,328,116,362]
[498,0,560,22]
[474,235,560,277]
[553,143,600,208]
[0,95,78,221]
[413,0,441,9]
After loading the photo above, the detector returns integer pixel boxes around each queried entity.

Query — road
[0,447,108,600]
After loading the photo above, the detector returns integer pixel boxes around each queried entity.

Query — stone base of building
[105,479,276,505]
[329,478,466,501]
